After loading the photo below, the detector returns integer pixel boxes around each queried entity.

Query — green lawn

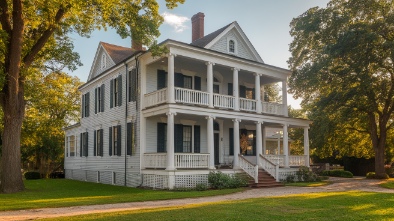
[0,179,244,211]
[285,181,331,187]
[380,179,394,189]
[45,191,394,221]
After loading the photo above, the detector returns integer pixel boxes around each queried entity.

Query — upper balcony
[141,48,289,117]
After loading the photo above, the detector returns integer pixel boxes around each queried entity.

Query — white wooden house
[64,12,311,189]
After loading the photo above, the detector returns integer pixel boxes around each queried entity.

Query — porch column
[166,111,176,171]
[168,53,176,103]
[206,115,216,169]
[254,73,262,113]
[233,118,241,168]
[262,126,266,155]
[304,127,310,167]
[232,68,239,111]
[206,62,214,108]
[283,124,289,168]
[282,80,288,116]
[255,121,263,166]
[261,85,265,112]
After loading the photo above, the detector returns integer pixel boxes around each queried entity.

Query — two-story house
[64,12,311,189]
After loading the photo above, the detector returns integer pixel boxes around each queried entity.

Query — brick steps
[244,170,283,188]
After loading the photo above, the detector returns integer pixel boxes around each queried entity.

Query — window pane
[183,126,192,153]
[213,84,219,93]
[184,76,192,89]
[69,136,75,156]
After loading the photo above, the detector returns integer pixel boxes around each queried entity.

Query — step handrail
[238,154,259,183]
[259,154,279,182]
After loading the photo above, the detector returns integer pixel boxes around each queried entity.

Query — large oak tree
[289,0,394,177]
[0,0,184,193]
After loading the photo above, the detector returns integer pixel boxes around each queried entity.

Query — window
[157,70,200,90]
[129,69,137,102]
[109,125,121,156]
[127,122,134,155]
[182,126,192,153]
[229,40,235,53]
[110,75,122,108]
[95,84,105,114]
[240,130,256,156]
[67,135,75,157]
[101,54,106,69]
[183,76,192,89]
[157,123,200,153]
[80,132,88,157]
[94,129,103,156]
[213,77,220,93]
[82,93,90,118]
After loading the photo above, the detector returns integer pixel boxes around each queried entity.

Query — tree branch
[0,0,11,34]
[23,7,65,68]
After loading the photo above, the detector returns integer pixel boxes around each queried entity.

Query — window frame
[101,54,106,69]
[227,37,238,54]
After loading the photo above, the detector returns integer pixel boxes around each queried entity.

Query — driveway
[1,177,393,221]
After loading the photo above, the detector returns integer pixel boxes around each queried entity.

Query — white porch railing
[175,87,209,106]
[259,154,279,182]
[144,153,167,169]
[239,98,256,112]
[262,102,284,115]
[175,153,210,168]
[264,155,285,167]
[239,154,258,183]
[144,88,168,108]
[214,94,235,109]
[143,153,210,169]
[289,155,306,166]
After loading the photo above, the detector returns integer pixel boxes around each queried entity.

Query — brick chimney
[191,12,205,42]
[132,39,143,51]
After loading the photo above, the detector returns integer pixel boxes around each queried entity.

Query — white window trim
[227,37,238,55]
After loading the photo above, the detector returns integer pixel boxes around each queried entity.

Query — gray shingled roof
[190,22,233,47]
[101,42,136,64]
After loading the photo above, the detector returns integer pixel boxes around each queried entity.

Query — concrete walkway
[1,177,393,220]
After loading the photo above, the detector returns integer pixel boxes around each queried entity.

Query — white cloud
[162,12,189,33]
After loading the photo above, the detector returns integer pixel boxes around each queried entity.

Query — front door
[214,133,220,165]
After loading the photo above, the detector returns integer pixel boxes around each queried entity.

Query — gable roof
[101,42,136,64]
[190,21,264,63]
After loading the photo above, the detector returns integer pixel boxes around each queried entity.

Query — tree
[21,72,82,177]
[288,0,394,177]
[0,0,184,193]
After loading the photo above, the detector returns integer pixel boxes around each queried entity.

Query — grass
[380,178,394,189]
[285,181,331,187]
[45,191,394,221]
[0,179,244,211]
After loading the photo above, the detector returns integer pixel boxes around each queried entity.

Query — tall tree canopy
[288,0,394,177]
[0,0,184,193]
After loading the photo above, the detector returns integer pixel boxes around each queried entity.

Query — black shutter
[175,73,184,88]
[130,69,137,102]
[117,125,121,156]
[110,79,114,108]
[174,124,183,153]
[118,75,122,106]
[228,83,233,96]
[194,125,200,153]
[194,76,201,90]
[80,133,83,157]
[127,122,132,155]
[84,132,88,157]
[101,84,105,112]
[252,89,256,99]
[100,129,104,156]
[82,95,85,118]
[229,128,234,156]
[239,86,246,98]
[157,70,166,89]
[94,130,97,156]
[95,88,98,114]
[86,93,90,117]
[253,130,256,155]
[109,127,112,156]
[157,123,166,152]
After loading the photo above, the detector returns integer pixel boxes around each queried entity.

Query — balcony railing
[144,88,284,116]
[144,88,167,108]
[143,153,210,169]
[175,87,209,106]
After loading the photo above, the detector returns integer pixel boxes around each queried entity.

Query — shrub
[286,174,296,183]
[366,172,389,179]
[295,166,321,182]
[24,171,41,180]
[322,170,353,178]
[208,171,248,189]
[195,183,208,191]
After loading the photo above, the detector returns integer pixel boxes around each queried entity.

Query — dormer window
[229,40,235,53]
[101,54,106,69]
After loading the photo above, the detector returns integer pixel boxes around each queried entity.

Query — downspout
[124,62,128,187]
[134,54,142,186]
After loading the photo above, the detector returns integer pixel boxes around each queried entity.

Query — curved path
[1,177,393,220]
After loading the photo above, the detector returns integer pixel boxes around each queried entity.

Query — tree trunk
[1,102,25,193]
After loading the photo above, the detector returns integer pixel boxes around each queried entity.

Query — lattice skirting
[142,174,209,189]
[65,169,141,187]
[142,174,169,189]
[278,170,298,181]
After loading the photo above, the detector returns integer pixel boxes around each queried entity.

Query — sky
[69,0,330,109]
